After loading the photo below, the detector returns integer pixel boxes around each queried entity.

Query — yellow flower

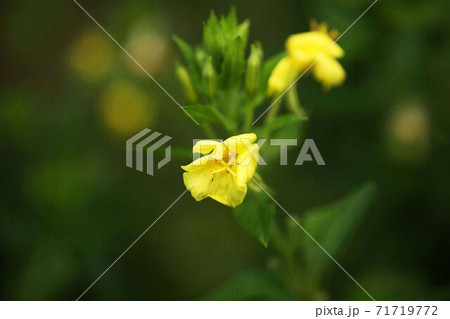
[267,21,345,94]
[287,29,345,89]
[287,31,344,69]
[182,133,260,208]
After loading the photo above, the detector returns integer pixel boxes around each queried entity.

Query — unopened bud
[175,62,198,103]
[246,43,263,95]
[203,56,217,98]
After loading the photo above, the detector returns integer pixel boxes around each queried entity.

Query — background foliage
[0,0,449,300]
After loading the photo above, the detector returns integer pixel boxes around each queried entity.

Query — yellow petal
[225,133,257,144]
[312,56,346,89]
[267,57,300,96]
[287,31,344,68]
[236,141,259,166]
[182,133,260,208]
[209,173,247,207]
[224,133,257,155]
[181,152,217,172]
[192,140,221,154]
[182,160,220,201]
[183,165,247,208]
[236,144,259,187]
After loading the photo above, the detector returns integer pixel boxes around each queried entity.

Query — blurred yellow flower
[68,29,115,82]
[182,133,260,207]
[100,81,154,135]
[310,55,345,89]
[386,101,429,164]
[125,31,169,76]
[268,21,345,94]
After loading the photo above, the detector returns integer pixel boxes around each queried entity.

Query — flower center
[210,155,239,181]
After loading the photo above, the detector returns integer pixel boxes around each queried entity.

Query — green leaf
[299,183,376,283]
[173,35,201,84]
[15,240,76,299]
[235,20,250,49]
[182,103,221,124]
[257,114,308,135]
[173,35,196,68]
[233,187,277,247]
[205,269,295,301]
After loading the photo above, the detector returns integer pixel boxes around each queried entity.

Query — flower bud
[175,62,198,103]
[245,43,263,95]
[202,56,217,98]
[195,49,207,67]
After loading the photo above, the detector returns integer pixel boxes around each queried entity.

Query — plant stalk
[286,85,306,117]
[264,98,283,125]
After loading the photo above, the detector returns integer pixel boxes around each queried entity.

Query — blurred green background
[1,0,449,300]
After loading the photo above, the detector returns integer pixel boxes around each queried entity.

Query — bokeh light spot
[99,80,154,135]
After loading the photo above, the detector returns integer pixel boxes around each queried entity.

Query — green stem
[264,98,283,125]
[286,85,306,117]
[271,220,307,298]
[202,124,216,139]
[243,106,254,131]
[212,106,235,134]
[270,217,320,300]
[243,93,265,132]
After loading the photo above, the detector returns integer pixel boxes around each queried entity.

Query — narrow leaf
[173,35,201,83]
[182,104,221,124]
[300,183,377,282]
[233,187,277,246]
[173,35,195,66]
[205,270,294,301]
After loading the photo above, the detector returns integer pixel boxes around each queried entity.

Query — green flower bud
[175,62,198,104]
[246,42,263,95]
[203,11,219,55]
[195,49,207,68]
[202,56,217,98]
